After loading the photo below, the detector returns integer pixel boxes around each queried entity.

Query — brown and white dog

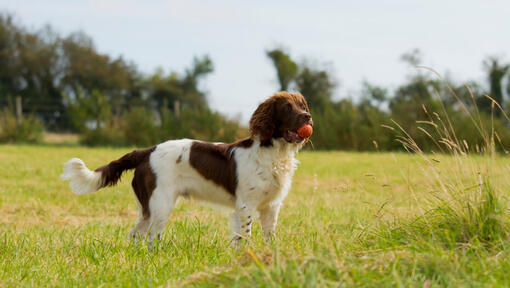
[61,92,313,244]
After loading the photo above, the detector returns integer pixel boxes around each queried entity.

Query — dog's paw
[230,235,242,249]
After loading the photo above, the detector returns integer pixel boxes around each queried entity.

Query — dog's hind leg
[147,188,176,245]
[129,205,150,241]
[129,166,155,242]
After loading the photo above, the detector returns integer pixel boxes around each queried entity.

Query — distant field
[1,145,509,287]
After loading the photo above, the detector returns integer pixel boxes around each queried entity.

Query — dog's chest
[237,143,298,201]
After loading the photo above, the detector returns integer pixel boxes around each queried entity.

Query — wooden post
[15,95,22,126]
[174,100,180,118]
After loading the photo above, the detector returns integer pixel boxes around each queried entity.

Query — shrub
[123,107,158,147]
[79,127,125,147]
[0,109,44,143]
[79,115,125,147]
[75,105,244,147]
[160,107,243,143]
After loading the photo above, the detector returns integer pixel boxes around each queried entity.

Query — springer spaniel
[61,92,313,245]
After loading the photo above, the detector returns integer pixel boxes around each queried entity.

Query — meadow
[1,144,509,287]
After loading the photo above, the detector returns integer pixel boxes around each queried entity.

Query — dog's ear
[249,98,276,143]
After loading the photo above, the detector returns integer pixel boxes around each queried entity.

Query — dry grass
[43,132,79,144]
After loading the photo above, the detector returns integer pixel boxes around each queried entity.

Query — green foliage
[61,32,142,117]
[295,66,336,112]
[266,49,336,112]
[0,14,215,134]
[67,89,112,131]
[0,15,69,130]
[144,56,213,113]
[481,57,509,116]
[160,107,242,143]
[4,11,510,151]
[0,108,43,143]
[263,49,510,151]
[266,49,299,91]
[122,107,159,147]
[79,126,125,147]
[73,104,243,146]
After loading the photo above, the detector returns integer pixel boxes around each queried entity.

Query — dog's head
[249,92,313,145]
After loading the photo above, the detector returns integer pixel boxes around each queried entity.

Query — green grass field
[1,144,509,287]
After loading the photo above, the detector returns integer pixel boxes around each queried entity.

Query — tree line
[0,14,242,145]
[266,48,510,151]
[1,13,509,151]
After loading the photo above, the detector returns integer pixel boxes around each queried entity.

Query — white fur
[138,137,303,243]
[60,158,103,195]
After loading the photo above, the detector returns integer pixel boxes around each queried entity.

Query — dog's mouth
[283,130,304,143]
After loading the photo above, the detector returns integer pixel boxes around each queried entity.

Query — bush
[80,127,125,147]
[75,106,245,147]
[160,107,243,143]
[0,109,44,143]
[79,115,126,147]
[123,107,159,147]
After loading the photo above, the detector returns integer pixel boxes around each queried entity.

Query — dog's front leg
[229,211,241,247]
[238,203,254,239]
[258,202,281,243]
[230,201,255,247]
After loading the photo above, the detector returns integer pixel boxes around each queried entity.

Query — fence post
[16,95,22,126]
[174,100,180,118]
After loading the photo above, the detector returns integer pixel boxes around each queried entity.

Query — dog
[61,91,313,245]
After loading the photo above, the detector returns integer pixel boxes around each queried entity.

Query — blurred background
[1,0,510,150]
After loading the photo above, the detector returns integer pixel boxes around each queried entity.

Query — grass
[1,144,510,287]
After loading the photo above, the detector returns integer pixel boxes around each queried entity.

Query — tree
[361,81,388,107]
[61,32,141,116]
[0,14,23,102]
[266,49,298,91]
[145,55,213,113]
[266,48,336,112]
[181,55,214,110]
[295,65,335,112]
[481,57,509,116]
[0,15,68,129]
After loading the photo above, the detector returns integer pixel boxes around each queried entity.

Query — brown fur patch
[189,138,253,195]
[95,146,156,218]
[131,158,157,218]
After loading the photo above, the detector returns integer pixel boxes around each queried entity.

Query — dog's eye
[286,103,292,112]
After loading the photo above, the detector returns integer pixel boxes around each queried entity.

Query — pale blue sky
[2,0,509,122]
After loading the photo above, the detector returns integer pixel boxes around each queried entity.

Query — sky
[2,0,510,123]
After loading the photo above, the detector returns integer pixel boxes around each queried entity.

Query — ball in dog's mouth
[284,124,313,143]
[297,124,313,138]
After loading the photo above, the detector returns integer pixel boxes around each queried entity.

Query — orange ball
[297,124,313,138]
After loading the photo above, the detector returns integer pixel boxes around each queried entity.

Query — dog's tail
[60,147,155,195]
